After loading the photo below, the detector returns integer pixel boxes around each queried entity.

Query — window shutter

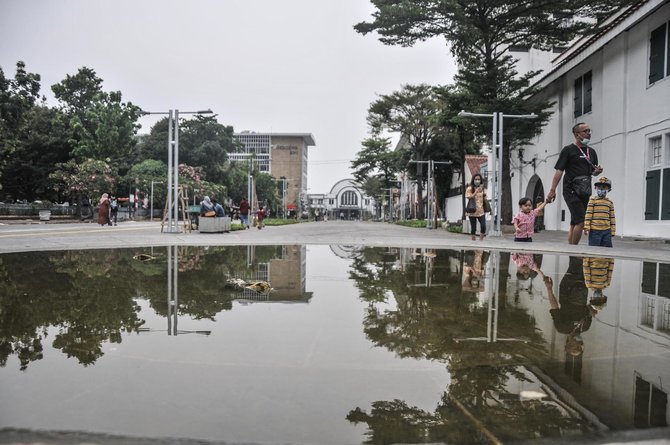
[659,263,670,298]
[641,262,657,294]
[573,77,583,117]
[663,168,670,220]
[583,71,592,114]
[649,24,666,84]
[645,169,661,220]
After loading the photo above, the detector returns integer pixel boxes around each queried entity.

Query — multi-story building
[512,0,670,237]
[232,132,316,209]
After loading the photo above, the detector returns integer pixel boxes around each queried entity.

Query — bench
[198,216,231,233]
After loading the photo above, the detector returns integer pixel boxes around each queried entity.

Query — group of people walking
[97,193,119,226]
[465,122,616,247]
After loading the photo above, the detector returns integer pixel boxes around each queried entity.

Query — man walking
[239,197,250,229]
[546,123,603,245]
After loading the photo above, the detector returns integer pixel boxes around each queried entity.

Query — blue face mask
[596,189,608,198]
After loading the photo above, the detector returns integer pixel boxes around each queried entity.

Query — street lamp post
[457,111,537,236]
[140,108,213,233]
[150,180,164,222]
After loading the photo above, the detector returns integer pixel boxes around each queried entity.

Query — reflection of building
[507,254,670,429]
[232,132,316,207]
[307,179,376,220]
[231,245,312,302]
[329,245,364,260]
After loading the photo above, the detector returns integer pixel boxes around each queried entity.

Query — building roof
[465,155,488,176]
[534,0,660,89]
[234,132,316,146]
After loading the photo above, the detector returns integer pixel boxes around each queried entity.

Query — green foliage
[367,84,444,219]
[394,220,426,228]
[255,172,280,211]
[49,158,119,202]
[126,159,168,207]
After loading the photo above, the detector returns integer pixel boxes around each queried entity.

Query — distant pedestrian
[256,206,265,229]
[98,193,111,226]
[109,195,119,226]
[583,177,616,247]
[239,198,250,228]
[546,123,604,244]
[513,197,548,242]
[465,173,488,241]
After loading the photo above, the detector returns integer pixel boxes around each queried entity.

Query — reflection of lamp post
[140,108,213,232]
[457,111,537,236]
[150,181,163,222]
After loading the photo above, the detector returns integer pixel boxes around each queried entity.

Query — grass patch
[262,218,301,226]
[394,220,429,228]
[447,225,463,233]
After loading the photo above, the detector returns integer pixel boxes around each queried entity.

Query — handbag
[465,198,476,214]
[483,198,491,213]
[571,175,592,199]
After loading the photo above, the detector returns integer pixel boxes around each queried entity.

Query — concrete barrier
[198,216,231,233]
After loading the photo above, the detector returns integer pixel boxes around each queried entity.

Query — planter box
[38,210,51,221]
[198,216,231,233]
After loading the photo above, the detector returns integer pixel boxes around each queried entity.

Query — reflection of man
[546,123,604,245]
[544,257,598,358]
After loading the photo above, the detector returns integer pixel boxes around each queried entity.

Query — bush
[394,220,428,228]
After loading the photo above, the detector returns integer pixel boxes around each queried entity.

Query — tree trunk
[416,154,424,220]
[459,127,466,221]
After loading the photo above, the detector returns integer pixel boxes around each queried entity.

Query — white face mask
[474,180,481,186]
[580,138,590,145]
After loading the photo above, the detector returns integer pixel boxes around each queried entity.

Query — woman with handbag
[465,173,488,241]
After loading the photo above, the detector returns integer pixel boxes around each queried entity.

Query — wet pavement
[1,221,669,445]
[1,220,669,262]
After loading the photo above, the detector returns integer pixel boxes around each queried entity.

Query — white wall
[513,4,670,237]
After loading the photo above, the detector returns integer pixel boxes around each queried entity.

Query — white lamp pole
[458,110,537,236]
[139,108,213,233]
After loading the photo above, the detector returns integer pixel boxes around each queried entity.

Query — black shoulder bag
[571,146,595,199]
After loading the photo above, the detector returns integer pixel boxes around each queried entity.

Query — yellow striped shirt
[583,257,614,290]
[584,197,616,234]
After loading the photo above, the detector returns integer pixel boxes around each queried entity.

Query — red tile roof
[465,155,488,176]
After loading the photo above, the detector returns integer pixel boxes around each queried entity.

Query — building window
[634,375,668,428]
[645,133,670,220]
[574,71,592,118]
[649,21,669,85]
[341,190,358,207]
[640,261,670,334]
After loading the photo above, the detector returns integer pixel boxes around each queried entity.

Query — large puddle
[0,245,669,444]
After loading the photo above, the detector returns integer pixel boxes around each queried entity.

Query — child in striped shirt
[584,177,616,247]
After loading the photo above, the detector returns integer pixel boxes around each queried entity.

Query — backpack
[110,199,118,210]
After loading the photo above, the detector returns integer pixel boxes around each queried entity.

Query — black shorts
[564,190,589,225]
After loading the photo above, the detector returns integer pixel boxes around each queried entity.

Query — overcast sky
[0,0,456,193]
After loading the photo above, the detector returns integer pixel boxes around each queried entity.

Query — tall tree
[367,84,443,219]
[355,0,632,222]
[351,136,400,190]
[0,61,43,200]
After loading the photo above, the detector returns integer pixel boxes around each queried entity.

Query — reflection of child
[463,250,486,292]
[583,256,614,309]
[513,197,548,242]
[584,177,616,247]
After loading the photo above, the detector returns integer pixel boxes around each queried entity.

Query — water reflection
[0,246,668,443]
[346,248,670,443]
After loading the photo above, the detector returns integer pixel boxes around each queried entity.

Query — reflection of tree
[0,246,286,369]
[347,248,595,443]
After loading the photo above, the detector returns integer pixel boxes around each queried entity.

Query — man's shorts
[564,191,589,225]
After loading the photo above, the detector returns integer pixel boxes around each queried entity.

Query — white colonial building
[307,179,377,220]
[512,0,670,237]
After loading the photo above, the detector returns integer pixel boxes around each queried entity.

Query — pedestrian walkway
[0,220,668,262]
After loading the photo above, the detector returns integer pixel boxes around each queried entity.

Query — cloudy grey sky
[0,0,456,193]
